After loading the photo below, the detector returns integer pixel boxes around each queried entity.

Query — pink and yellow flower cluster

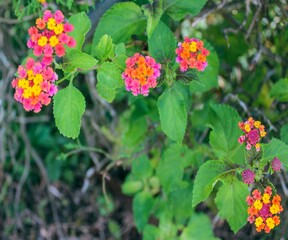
[12,58,58,112]
[175,37,210,72]
[122,53,161,96]
[238,117,266,151]
[247,186,283,233]
[27,10,75,65]
[12,10,75,112]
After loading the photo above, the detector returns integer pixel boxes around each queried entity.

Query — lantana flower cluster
[238,117,266,151]
[122,53,161,96]
[12,10,75,112]
[12,58,58,112]
[247,186,283,233]
[175,37,210,72]
[27,10,75,65]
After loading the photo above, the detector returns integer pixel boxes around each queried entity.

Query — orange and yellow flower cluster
[122,53,161,96]
[27,10,75,65]
[175,37,210,72]
[12,58,58,113]
[247,186,283,233]
[238,117,266,151]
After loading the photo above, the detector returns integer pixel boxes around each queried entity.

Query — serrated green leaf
[190,42,219,93]
[113,54,127,70]
[270,78,288,102]
[192,160,228,207]
[115,43,126,55]
[148,21,176,63]
[64,49,98,71]
[157,84,187,142]
[68,12,91,50]
[163,0,208,21]
[176,68,199,85]
[261,138,288,169]
[92,2,146,45]
[92,34,115,60]
[132,155,153,179]
[53,85,85,139]
[180,214,219,240]
[142,0,163,38]
[133,191,154,231]
[280,124,288,145]
[96,62,123,102]
[208,104,242,160]
[215,179,248,233]
[156,145,188,194]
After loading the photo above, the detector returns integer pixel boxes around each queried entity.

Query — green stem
[56,70,76,85]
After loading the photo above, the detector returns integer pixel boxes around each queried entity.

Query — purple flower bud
[272,157,281,172]
[242,169,255,184]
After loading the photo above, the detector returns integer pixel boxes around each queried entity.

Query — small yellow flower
[254,121,261,128]
[254,200,263,210]
[54,23,64,35]
[27,70,34,80]
[33,74,43,84]
[31,85,41,96]
[38,36,48,47]
[23,88,32,99]
[244,123,251,132]
[49,36,59,47]
[18,79,29,89]
[270,204,280,214]
[262,193,270,204]
[189,42,197,52]
[260,131,266,137]
[47,18,56,30]
[255,216,263,227]
[266,218,275,230]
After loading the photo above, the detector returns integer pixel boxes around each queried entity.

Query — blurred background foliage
[0,0,288,239]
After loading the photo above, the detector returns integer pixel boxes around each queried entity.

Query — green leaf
[53,85,86,139]
[157,84,187,142]
[123,114,148,147]
[261,138,288,169]
[176,68,199,85]
[143,225,160,240]
[163,0,208,21]
[180,214,219,240]
[156,145,188,194]
[280,124,288,145]
[192,160,228,207]
[115,43,126,55]
[148,21,176,63]
[65,49,98,71]
[133,191,154,231]
[92,2,146,45]
[190,42,219,93]
[92,34,115,60]
[96,84,116,103]
[208,104,242,160]
[270,78,288,102]
[132,155,153,179]
[215,179,248,233]
[122,180,143,195]
[142,0,163,38]
[96,62,123,102]
[168,183,193,222]
[113,54,127,70]
[68,12,91,50]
